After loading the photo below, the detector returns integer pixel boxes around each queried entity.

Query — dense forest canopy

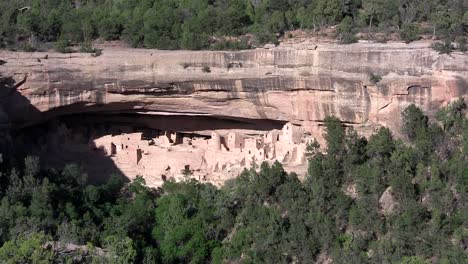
[0,98,466,263]
[0,0,467,50]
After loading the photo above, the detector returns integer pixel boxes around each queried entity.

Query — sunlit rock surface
[1,41,466,184]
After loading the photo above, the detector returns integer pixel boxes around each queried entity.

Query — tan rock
[0,42,465,142]
[379,187,399,215]
[0,42,466,184]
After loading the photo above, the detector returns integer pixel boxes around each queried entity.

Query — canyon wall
[1,41,466,184]
[1,41,466,139]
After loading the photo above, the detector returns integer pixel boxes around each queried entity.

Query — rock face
[379,187,399,215]
[1,42,466,137]
[0,41,466,184]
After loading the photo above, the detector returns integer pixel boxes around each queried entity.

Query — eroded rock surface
[379,187,399,215]
[0,41,466,184]
[2,42,467,135]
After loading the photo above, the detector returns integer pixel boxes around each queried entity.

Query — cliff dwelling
[89,121,313,187]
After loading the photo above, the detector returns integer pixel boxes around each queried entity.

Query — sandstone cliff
[0,41,466,140]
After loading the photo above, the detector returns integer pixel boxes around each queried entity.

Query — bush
[202,66,211,73]
[456,36,466,52]
[92,49,102,57]
[369,73,382,84]
[227,62,243,69]
[19,43,37,52]
[181,62,190,69]
[337,16,353,34]
[340,33,358,44]
[430,39,453,54]
[400,23,421,44]
[254,29,278,46]
[337,16,358,44]
[400,256,431,264]
[80,41,102,57]
[80,41,95,53]
[54,38,72,53]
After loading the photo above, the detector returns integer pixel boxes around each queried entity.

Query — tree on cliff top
[1,0,466,50]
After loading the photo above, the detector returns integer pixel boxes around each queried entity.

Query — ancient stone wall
[89,123,311,187]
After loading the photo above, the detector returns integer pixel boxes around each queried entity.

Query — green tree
[218,0,251,36]
[342,0,362,20]
[153,180,217,263]
[324,116,346,157]
[0,232,55,264]
[143,3,181,49]
[402,104,428,141]
[400,23,421,43]
[389,146,417,202]
[337,16,358,44]
[29,178,54,224]
[430,5,460,38]
[362,0,387,35]
[436,98,467,134]
[367,127,395,165]
[400,256,431,264]
[101,236,137,264]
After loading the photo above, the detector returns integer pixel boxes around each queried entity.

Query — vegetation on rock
[430,39,454,54]
[0,0,466,51]
[369,72,382,84]
[400,23,421,44]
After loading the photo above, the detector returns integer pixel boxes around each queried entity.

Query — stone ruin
[91,123,314,187]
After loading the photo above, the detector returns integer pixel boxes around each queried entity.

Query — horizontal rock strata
[0,42,466,184]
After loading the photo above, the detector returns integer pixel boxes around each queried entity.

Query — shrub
[80,41,102,57]
[80,42,92,53]
[400,23,421,44]
[400,256,430,264]
[202,66,211,73]
[456,36,466,52]
[369,73,382,84]
[91,49,102,57]
[19,43,37,52]
[254,29,278,46]
[54,38,71,53]
[337,16,358,44]
[80,41,95,53]
[340,33,358,44]
[181,62,190,69]
[375,35,389,43]
[337,16,353,35]
[430,39,453,54]
[227,62,242,69]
